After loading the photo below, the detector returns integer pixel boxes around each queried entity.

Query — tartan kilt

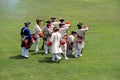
[21,39,32,49]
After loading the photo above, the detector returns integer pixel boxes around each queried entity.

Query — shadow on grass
[38,57,56,63]
[30,52,41,55]
[67,55,75,58]
[30,51,45,56]
[29,49,45,56]
[29,50,34,52]
[9,55,26,59]
[29,48,44,53]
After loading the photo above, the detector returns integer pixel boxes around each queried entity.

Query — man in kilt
[20,22,32,58]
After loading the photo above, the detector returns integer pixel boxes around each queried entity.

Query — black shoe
[42,53,44,56]
[57,59,62,64]
[21,55,24,57]
[23,57,28,59]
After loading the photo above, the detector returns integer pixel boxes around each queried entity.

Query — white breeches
[62,50,68,59]
[81,41,85,49]
[75,42,82,57]
[35,38,40,51]
[44,41,48,54]
[52,53,61,61]
[22,47,29,57]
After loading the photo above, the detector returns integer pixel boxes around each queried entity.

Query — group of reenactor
[20,17,90,63]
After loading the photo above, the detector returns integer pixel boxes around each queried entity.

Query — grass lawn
[0,0,120,80]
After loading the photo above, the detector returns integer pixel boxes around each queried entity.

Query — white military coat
[49,31,62,53]
[76,28,89,48]
[33,24,42,38]
[59,27,69,38]
[76,28,89,40]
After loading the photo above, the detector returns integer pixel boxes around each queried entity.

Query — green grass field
[0,0,120,80]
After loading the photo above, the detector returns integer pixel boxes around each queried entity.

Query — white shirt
[59,27,69,38]
[67,35,75,43]
[76,28,89,39]
[33,24,42,38]
[51,22,60,27]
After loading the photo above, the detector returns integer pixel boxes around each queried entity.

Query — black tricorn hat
[46,20,51,24]
[53,26,59,31]
[59,18,64,22]
[51,17,56,20]
[77,22,83,27]
[59,23,65,27]
[24,22,31,26]
[71,31,77,34]
[36,19,42,23]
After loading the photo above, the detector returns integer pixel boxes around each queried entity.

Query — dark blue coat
[20,26,32,40]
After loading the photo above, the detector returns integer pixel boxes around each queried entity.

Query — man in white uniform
[50,17,58,27]
[33,19,42,52]
[60,34,69,60]
[59,23,69,38]
[58,23,70,59]
[42,20,54,54]
[75,22,89,57]
[67,31,76,55]
[49,27,62,63]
